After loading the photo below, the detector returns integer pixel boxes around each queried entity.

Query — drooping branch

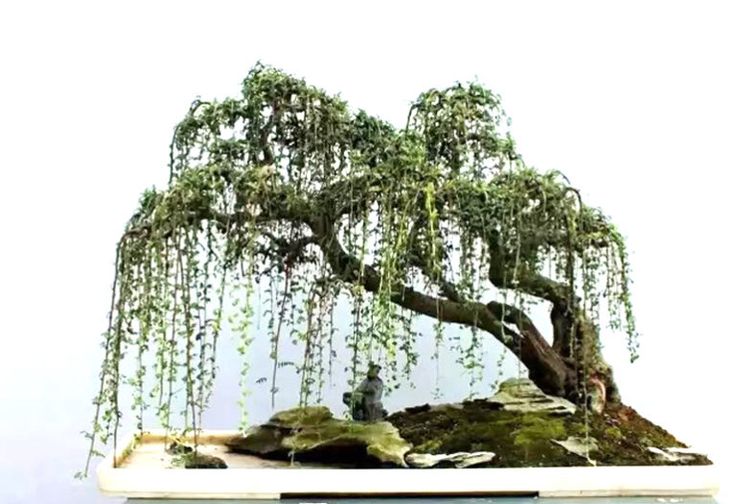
[487,228,575,352]
[407,249,463,303]
[122,171,581,399]
[487,229,569,305]
[309,214,572,396]
[309,215,490,326]
[260,232,319,267]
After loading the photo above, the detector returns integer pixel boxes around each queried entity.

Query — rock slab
[488,378,577,415]
[227,406,412,467]
[406,451,495,468]
[553,435,599,461]
[647,446,706,463]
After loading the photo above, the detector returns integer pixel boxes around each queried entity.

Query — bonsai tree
[82,64,638,474]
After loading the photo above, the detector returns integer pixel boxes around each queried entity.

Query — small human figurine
[342,362,386,422]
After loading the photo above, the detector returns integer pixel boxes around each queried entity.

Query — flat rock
[488,378,576,415]
[229,425,287,456]
[267,405,334,429]
[284,419,411,467]
[227,406,412,467]
[406,451,495,468]
[553,435,599,460]
[647,446,706,463]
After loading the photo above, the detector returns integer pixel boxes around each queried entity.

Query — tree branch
[307,214,574,398]
[309,215,505,332]
[407,251,463,303]
[122,174,576,399]
[487,229,577,353]
[261,232,318,264]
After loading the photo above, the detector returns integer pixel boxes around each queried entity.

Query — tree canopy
[81,64,637,476]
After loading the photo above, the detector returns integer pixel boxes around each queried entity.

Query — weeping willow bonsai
[81,64,639,475]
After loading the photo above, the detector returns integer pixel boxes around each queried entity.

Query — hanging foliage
[80,64,637,477]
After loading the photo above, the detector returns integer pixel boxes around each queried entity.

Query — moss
[174,452,228,469]
[388,403,576,467]
[513,416,566,450]
[604,426,624,442]
[167,441,194,455]
[268,406,333,428]
[415,439,442,453]
[387,402,712,467]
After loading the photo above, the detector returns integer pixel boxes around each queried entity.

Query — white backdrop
[1,1,735,503]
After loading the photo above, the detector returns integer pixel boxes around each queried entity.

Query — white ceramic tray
[97,430,719,499]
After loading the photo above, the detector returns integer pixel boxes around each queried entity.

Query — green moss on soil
[175,452,228,469]
[387,402,711,467]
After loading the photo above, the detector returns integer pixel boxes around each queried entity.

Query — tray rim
[97,429,720,499]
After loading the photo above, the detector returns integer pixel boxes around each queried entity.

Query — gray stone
[553,435,599,461]
[647,446,705,463]
[406,451,496,468]
[229,425,287,456]
[488,378,576,415]
[267,405,334,428]
[227,406,412,467]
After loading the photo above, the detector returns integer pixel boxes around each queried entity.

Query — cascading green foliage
[80,64,637,476]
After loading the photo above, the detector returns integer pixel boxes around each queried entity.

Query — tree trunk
[550,303,621,407]
[486,233,621,409]
[311,216,617,409]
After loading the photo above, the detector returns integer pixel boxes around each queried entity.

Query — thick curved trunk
[551,303,621,406]
[308,216,616,409]
[486,301,574,398]
[487,235,621,409]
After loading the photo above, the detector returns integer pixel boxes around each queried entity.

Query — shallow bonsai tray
[97,430,719,499]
